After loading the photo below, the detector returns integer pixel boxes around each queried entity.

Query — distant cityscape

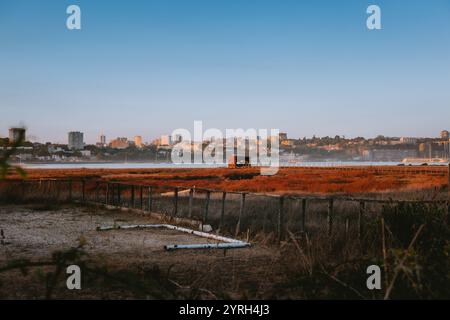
[1,127,450,164]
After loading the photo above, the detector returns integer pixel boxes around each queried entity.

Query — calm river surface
[22,161,410,169]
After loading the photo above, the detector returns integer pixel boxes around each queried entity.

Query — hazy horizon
[1,0,450,144]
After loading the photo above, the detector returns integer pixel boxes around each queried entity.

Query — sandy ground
[0,204,221,261]
[0,204,277,299]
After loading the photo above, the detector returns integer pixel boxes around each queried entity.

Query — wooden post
[301,198,307,232]
[68,180,72,201]
[112,183,116,206]
[19,181,25,200]
[219,192,226,231]
[345,217,349,241]
[327,198,334,236]
[262,208,268,233]
[105,183,109,205]
[147,186,152,212]
[277,196,285,243]
[188,188,194,218]
[55,180,60,200]
[81,180,85,202]
[95,181,100,203]
[447,163,450,224]
[130,185,135,208]
[203,191,211,229]
[359,201,365,241]
[235,193,246,237]
[140,186,144,210]
[53,180,59,201]
[173,187,179,216]
[117,184,121,206]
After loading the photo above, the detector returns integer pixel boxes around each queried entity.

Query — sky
[1,0,450,144]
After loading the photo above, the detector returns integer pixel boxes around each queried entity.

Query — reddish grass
[9,166,448,195]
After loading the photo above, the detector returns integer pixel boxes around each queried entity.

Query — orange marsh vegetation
[10,166,448,195]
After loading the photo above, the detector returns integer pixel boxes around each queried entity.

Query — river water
[21,161,417,169]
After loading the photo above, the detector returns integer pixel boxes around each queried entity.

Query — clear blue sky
[1,0,450,144]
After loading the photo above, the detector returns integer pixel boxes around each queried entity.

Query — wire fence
[1,178,449,242]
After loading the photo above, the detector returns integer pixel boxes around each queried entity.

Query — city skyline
[1,0,450,143]
[2,126,450,146]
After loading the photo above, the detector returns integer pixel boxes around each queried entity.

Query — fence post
[188,188,194,218]
[359,201,365,241]
[117,184,121,206]
[54,181,58,200]
[448,163,450,225]
[130,185,135,208]
[22,180,26,199]
[203,191,211,230]
[219,192,226,231]
[44,180,49,197]
[95,181,100,203]
[173,187,179,216]
[301,198,307,233]
[68,180,72,201]
[140,186,144,210]
[277,196,285,243]
[112,183,116,205]
[327,198,334,236]
[105,182,110,205]
[235,193,246,237]
[147,186,152,212]
[81,180,85,202]
[345,217,349,241]
[262,209,268,233]
[56,180,61,201]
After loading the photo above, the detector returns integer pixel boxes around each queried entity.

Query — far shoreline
[14,160,450,170]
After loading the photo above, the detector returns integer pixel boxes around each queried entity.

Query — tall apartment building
[100,134,106,145]
[68,131,84,150]
[134,135,143,148]
[9,127,26,143]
